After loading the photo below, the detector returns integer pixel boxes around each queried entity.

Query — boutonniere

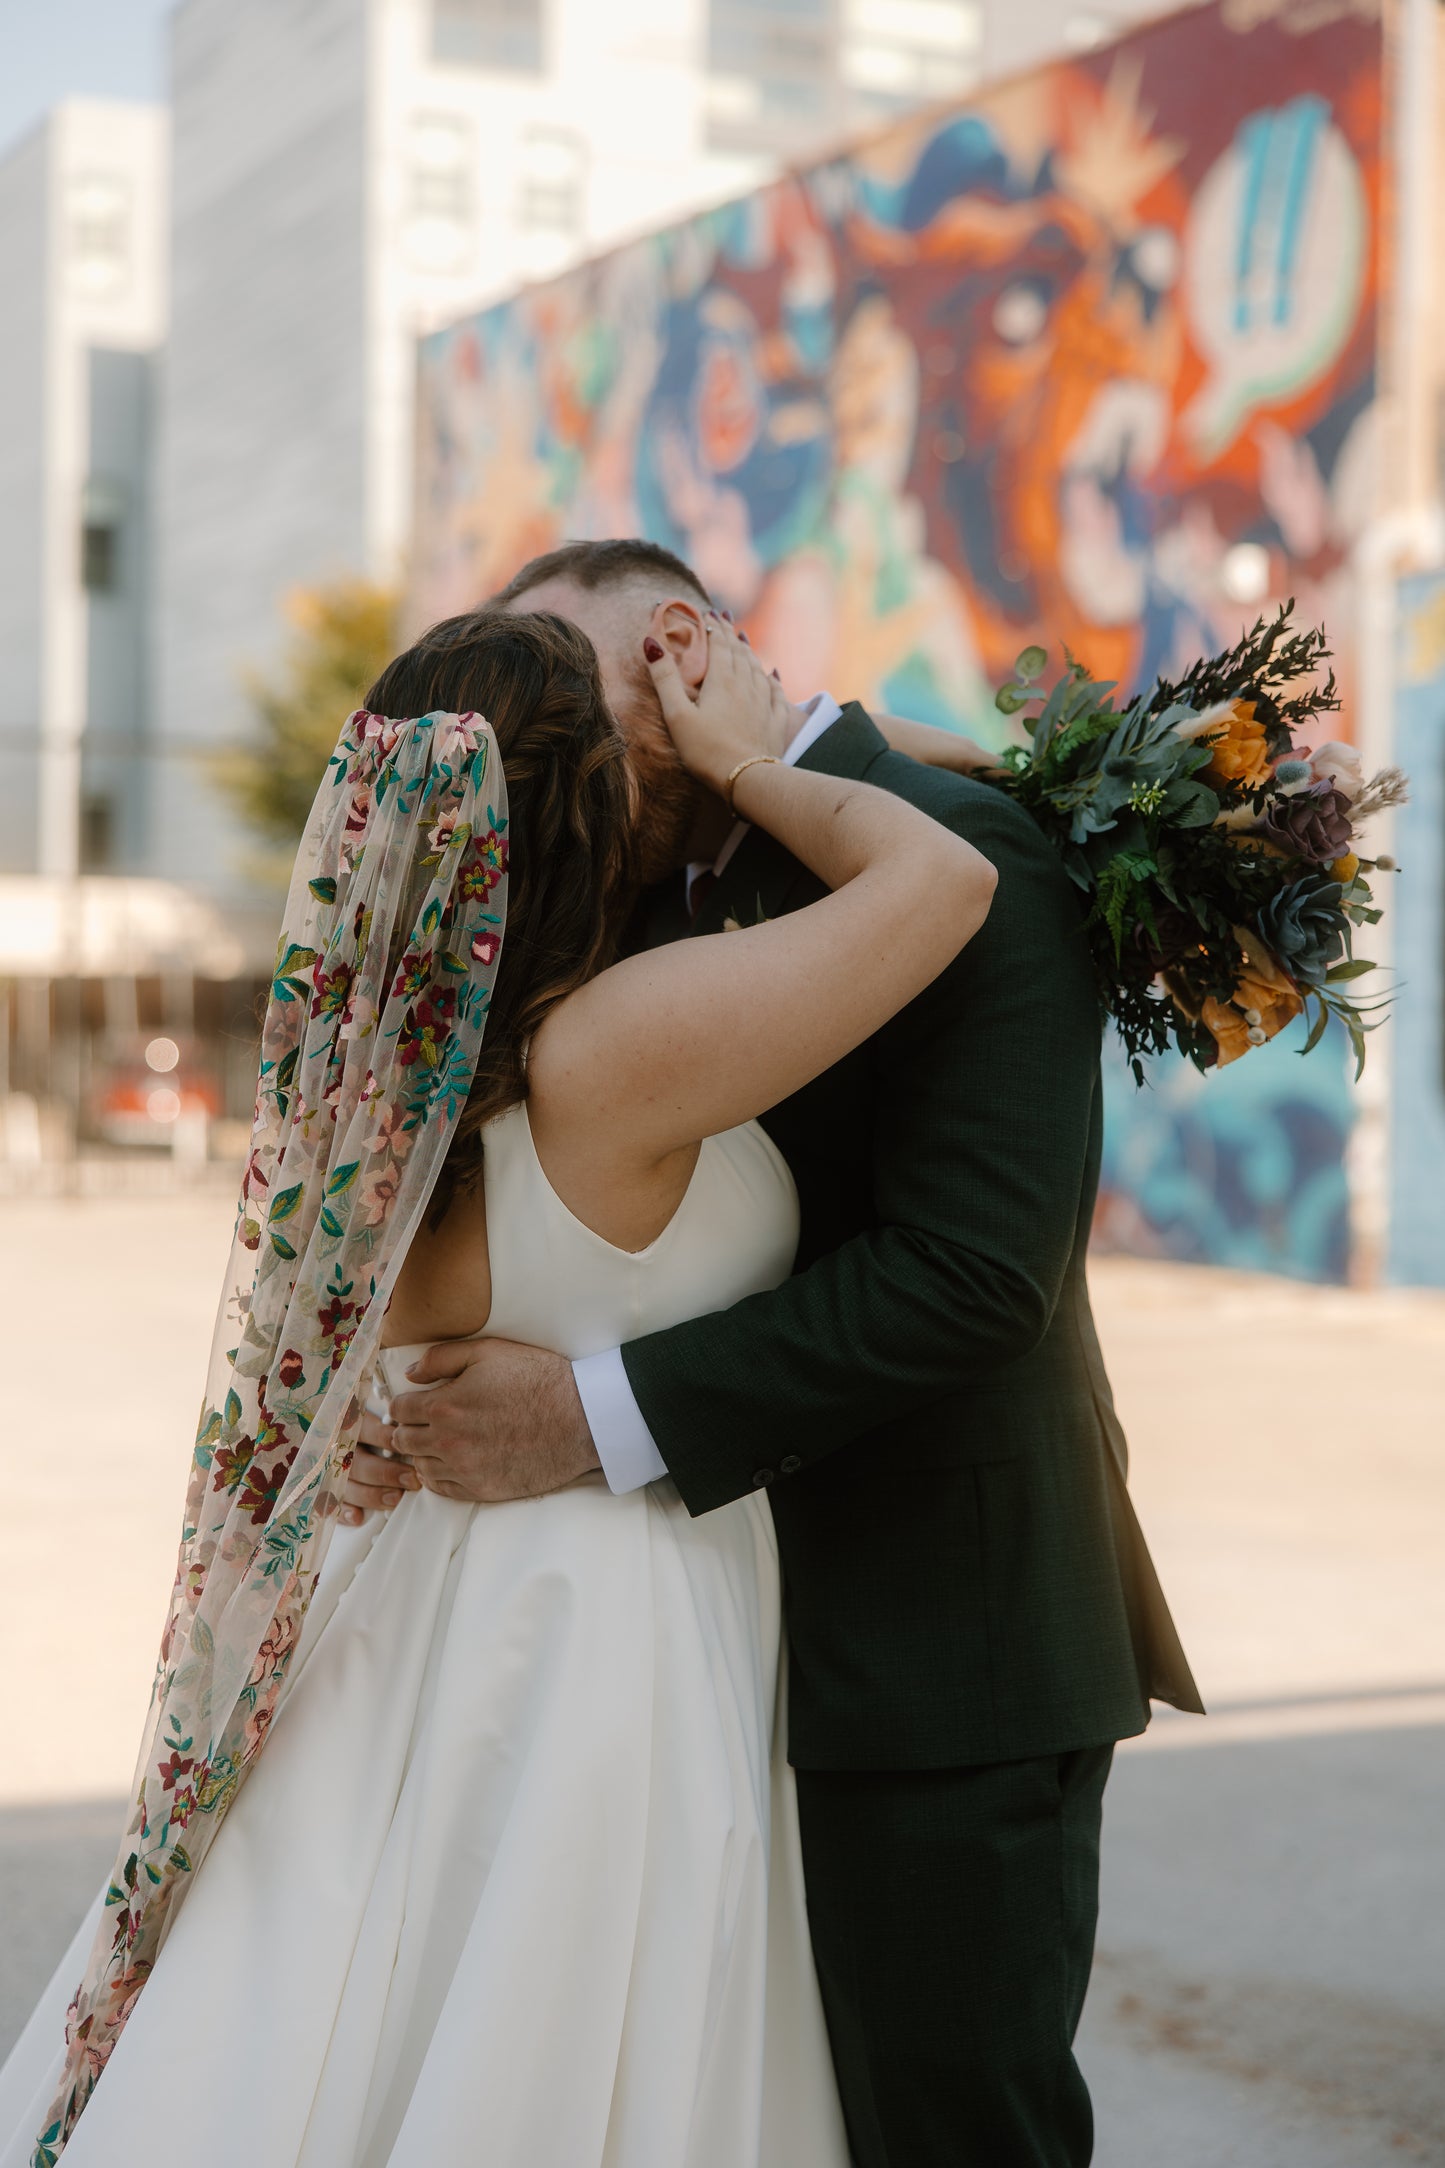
[722,894,771,933]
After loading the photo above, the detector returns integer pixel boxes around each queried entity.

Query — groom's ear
[653,600,709,696]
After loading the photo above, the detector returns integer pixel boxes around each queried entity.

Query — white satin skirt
[0,1479,848,2167]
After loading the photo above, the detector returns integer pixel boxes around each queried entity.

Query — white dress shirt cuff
[573,1347,668,1493]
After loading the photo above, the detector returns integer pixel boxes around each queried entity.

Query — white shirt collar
[783,689,845,768]
[689,691,843,900]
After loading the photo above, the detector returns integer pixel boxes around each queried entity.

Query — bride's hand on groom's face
[337,1340,601,1520]
[644,606,793,799]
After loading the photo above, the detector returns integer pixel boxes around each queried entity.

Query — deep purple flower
[1263,782,1353,865]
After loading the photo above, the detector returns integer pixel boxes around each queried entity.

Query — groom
[344,538,1202,2165]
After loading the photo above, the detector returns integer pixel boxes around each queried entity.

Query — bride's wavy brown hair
[364,608,640,1191]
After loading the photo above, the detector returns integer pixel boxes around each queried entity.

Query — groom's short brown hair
[491,538,712,608]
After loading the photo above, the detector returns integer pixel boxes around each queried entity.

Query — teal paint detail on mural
[1095,1019,1354,1284]
[1387,572,1445,1287]
[880,658,961,732]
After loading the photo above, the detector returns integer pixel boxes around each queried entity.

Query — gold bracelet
[725,754,781,816]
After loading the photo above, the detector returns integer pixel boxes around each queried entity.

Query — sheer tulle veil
[35,709,510,2161]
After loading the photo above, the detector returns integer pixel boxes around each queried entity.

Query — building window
[708,0,834,77]
[432,0,544,72]
[81,796,115,871]
[518,127,586,235]
[706,0,982,144]
[407,113,475,271]
[82,520,118,592]
[68,173,131,296]
[840,0,981,108]
[81,480,125,593]
[706,0,837,149]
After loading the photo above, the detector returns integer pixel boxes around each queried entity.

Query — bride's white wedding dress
[0,1103,849,2167]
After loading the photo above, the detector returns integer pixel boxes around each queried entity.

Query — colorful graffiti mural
[415,0,1381,726]
[412,0,1384,1280]
[1387,573,1445,1288]
[1095,1023,1354,1283]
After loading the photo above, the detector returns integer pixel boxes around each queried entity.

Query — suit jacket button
[751,1468,775,1488]
[780,1454,802,1475]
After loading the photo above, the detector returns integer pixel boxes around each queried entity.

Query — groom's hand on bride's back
[337,1340,600,1522]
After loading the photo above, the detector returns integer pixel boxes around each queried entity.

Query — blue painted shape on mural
[1387,571,1445,1286]
[1097,1016,1354,1283]
[1232,95,1329,333]
[856,114,1039,232]
[634,295,833,568]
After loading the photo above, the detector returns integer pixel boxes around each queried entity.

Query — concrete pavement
[1083,1260,1445,2164]
[1,1197,1441,2160]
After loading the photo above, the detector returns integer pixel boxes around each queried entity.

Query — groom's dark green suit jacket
[623,704,1202,1772]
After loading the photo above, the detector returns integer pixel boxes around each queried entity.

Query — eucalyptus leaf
[1300,998,1331,1056]
[1348,1019,1367,1081]
[1163,782,1220,828]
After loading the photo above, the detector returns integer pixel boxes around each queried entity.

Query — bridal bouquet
[991,605,1407,1082]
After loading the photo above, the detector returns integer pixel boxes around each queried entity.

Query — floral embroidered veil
[36,709,510,2162]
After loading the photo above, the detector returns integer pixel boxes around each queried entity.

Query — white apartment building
[0,101,167,879]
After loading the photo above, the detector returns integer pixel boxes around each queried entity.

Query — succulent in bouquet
[990,605,1408,1084]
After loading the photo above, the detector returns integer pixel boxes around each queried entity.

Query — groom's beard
[616,656,706,888]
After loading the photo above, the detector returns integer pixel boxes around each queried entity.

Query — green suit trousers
[794,1747,1113,2166]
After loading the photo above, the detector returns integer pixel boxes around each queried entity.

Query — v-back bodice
[377,1100,800,1398]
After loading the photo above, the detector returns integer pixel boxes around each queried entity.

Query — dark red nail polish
[643,637,664,662]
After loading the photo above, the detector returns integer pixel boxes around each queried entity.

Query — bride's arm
[530,627,996,1164]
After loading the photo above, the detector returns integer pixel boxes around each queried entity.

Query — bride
[0,606,995,2167]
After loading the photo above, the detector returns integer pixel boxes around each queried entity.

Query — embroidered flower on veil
[35,710,510,2164]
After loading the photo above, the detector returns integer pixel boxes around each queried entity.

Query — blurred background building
[1,0,1442,1297]
[0,99,166,882]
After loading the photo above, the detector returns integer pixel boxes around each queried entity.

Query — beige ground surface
[1,1193,1442,2157]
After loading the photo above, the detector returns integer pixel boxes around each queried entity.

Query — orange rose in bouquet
[1199,928,1304,1067]
[1201,700,1271,792]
